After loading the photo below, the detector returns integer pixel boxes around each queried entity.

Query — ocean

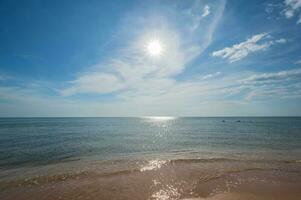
[1,117,301,199]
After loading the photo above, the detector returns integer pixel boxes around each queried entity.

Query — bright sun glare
[147,40,163,56]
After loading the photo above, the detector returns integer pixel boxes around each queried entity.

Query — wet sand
[1,158,301,200]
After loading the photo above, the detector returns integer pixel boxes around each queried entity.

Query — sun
[146,40,163,56]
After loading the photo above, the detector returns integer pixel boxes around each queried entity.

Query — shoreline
[1,157,301,200]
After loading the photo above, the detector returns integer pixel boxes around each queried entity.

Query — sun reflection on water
[143,116,176,122]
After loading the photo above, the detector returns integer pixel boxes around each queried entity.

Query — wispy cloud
[2,0,301,117]
[212,33,286,62]
[61,0,226,96]
[187,1,213,32]
[239,68,301,100]
[60,27,189,96]
[61,73,124,96]
[0,74,10,81]
[201,5,210,18]
[265,3,282,15]
[201,72,221,80]
[283,0,301,24]
[2,67,301,116]
[242,68,301,83]
[275,38,287,43]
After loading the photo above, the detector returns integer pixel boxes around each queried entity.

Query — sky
[0,0,301,117]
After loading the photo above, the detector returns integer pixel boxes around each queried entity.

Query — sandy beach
[1,158,301,200]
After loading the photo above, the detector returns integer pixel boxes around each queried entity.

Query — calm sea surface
[1,117,301,169]
[1,117,301,200]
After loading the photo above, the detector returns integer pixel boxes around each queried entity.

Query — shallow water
[0,117,301,199]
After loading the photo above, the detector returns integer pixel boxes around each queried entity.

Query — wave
[0,170,94,190]
[140,160,168,172]
[170,158,238,164]
[1,157,300,191]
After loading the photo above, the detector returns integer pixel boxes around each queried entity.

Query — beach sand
[1,158,301,200]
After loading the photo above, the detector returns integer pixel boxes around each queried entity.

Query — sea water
[1,117,301,169]
[1,117,301,200]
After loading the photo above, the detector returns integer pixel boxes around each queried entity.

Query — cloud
[242,68,301,83]
[0,74,10,81]
[265,3,282,15]
[265,1,301,24]
[275,38,287,43]
[187,2,213,32]
[61,73,123,96]
[2,68,301,116]
[61,0,226,96]
[283,0,301,23]
[2,0,301,117]
[212,33,286,62]
[201,72,221,80]
[237,68,301,100]
[201,5,210,18]
[60,27,189,96]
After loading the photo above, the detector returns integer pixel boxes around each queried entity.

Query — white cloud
[60,27,189,96]
[212,33,286,62]
[236,68,301,100]
[265,3,282,15]
[61,0,226,96]
[283,0,301,23]
[242,68,301,83]
[2,1,301,117]
[201,5,210,18]
[275,38,287,43]
[187,2,214,32]
[2,68,301,116]
[61,73,123,96]
[201,72,221,80]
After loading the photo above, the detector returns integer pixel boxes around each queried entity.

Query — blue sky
[0,0,301,117]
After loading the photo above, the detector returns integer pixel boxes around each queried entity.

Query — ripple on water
[140,160,168,172]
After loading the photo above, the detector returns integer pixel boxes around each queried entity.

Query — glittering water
[1,117,301,200]
[1,117,301,169]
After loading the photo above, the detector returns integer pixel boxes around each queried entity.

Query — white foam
[151,184,180,200]
[140,160,168,172]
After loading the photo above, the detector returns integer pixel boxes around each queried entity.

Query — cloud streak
[283,0,301,24]
[2,0,301,117]
[187,1,213,32]
[237,68,301,100]
[201,5,210,18]
[242,68,301,83]
[61,0,226,97]
[212,33,286,62]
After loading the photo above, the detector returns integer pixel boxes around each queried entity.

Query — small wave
[151,184,180,200]
[170,158,301,165]
[273,159,301,164]
[140,160,169,172]
[0,170,93,190]
[196,167,280,185]
[170,158,237,164]
[101,169,140,177]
